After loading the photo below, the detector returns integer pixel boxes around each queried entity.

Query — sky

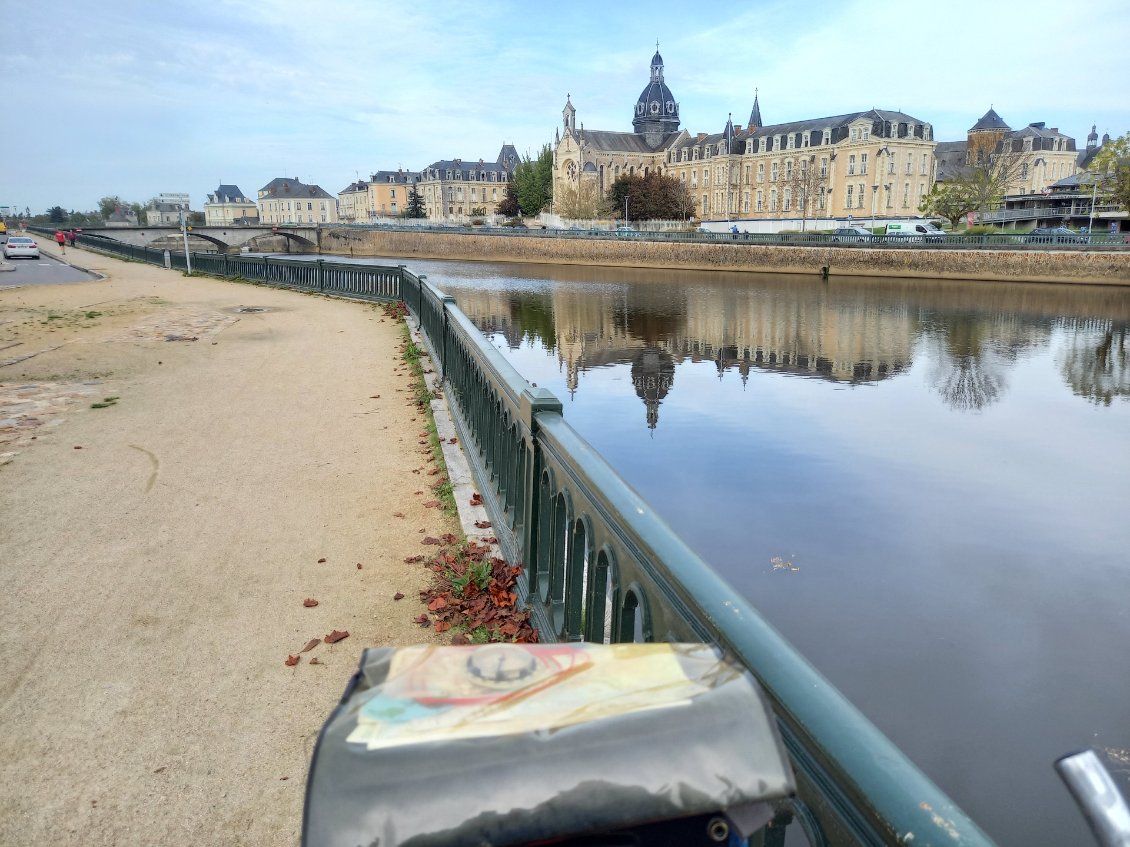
[2,0,1127,215]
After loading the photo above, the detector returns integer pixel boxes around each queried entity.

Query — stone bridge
[78,225,320,253]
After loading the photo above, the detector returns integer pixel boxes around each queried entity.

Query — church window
[636,103,644,116]
[666,100,675,113]
[650,101,660,114]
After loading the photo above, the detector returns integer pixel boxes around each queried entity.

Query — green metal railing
[76,233,996,846]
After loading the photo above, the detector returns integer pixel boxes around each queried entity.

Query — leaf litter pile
[417,538,538,644]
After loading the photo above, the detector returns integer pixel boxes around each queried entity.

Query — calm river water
[328,253,1130,846]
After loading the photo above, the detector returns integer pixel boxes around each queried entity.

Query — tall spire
[748,88,762,130]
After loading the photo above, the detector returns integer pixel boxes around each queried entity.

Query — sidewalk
[0,237,459,845]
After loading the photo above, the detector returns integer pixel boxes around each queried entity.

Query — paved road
[0,233,96,286]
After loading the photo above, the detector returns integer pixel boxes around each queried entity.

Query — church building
[553,49,939,223]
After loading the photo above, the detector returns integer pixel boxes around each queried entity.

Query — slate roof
[421,145,521,179]
[370,170,421,184]
[259,178,335,199]
[209,184,251,204]
[580,129,681,154]
[338,181,369,194]
[933,140,969,182]
[970,108,1010,133]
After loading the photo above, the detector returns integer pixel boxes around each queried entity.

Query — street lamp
[870,183,879,229]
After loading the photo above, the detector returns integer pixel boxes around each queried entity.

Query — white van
[885,222,945,239]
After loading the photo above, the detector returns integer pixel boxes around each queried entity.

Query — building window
[783,188,792,212]
[756,190,764,212]
[785,160,793,181]
[820,157,828,178]
[770,189,777,211]
[920,153,928,175]
[702,194,709,214]
[391,189,396,199]
[744,164,751,184]
[742,192,749,212]
[848,155,856,175]
[757,163,765,182]
[888,157,896,175]
[903,183,910,207]
[704,169,710,186]
[770,162,778,182]
[846,184,853,208]
[787,135,794,149]
[861,153,868,175]
[905,153,913,175]
[822,130,831,145]
[857,184,865,208]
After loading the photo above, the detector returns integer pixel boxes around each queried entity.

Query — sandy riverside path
[0,238,456,846]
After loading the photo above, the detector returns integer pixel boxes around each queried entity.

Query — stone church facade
[553,49,939,223]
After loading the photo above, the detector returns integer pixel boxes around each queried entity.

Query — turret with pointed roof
[748,89,762,131]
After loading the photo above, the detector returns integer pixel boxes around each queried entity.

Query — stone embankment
[320,228,1130,286]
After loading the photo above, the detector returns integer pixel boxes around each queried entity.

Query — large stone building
[257,178,339,224]
[204,184,258,226]
[934,108,1078,196]
[417,145,519,221]
[552,49,938,223]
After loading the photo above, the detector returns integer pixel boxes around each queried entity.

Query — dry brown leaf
[317,557,327,563]
[300,638,320,652]
[303,598,319,608]
[285,655,300,667]
[324,629,350,644]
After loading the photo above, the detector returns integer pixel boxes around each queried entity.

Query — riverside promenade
[0,236,455,845]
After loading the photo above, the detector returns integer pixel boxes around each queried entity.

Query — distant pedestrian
[66,230,76,248]
[731,224,739,239]
[54,230,66,253]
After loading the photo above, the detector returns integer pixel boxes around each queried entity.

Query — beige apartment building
[368,169,421,218]
[257,178,339,224]
[337,180,370,222]
[203,184,259,226]
[417,146,519,221]
[553,49,938,223]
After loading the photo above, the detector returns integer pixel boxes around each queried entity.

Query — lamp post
[870,183,879,230]
[1087,176,1098,236]
[624,194,629,224]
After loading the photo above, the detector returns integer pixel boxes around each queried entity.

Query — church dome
[632,47,680,137]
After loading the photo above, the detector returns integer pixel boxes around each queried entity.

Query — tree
[554,181,602,220]
[496,183,520,217]
[98,196,126,219]
[404,185,427,218]
[919,182,977,229]
[47,206,67,224]
[785,155,831,231]
[188,211,205,226]
[1089,131,1130,213]
[607,171,695,222]
[512,145,553,217]
[939,143,1030,221]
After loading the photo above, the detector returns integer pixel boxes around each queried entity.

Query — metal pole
[1087,178,1098,236]
[180,209,193,274]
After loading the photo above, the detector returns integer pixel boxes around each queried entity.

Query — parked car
[615,225,638,237]
[3,235,40,259]
[831,226,874,244]
[1024,226,1088,244]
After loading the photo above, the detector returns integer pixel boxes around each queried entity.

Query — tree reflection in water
[1058,320,1129,406]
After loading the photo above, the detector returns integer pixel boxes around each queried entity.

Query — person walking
[65,230,76,248]
[54,230,66,253]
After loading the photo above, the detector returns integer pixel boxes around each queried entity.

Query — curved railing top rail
[71,233,998,846]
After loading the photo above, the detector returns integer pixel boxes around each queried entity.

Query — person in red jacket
[54,230,66,253]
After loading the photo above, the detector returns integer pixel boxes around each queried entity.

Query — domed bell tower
[632,45,680,147]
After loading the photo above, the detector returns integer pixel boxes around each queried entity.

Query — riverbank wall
[319,228,1130,286]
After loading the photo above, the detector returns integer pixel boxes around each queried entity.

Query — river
[304,254,1130,846]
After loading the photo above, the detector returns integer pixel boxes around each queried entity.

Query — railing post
[518,388,564,570]
[440,295,456,380]
[317,259,325,292]
[416,274,427,322]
